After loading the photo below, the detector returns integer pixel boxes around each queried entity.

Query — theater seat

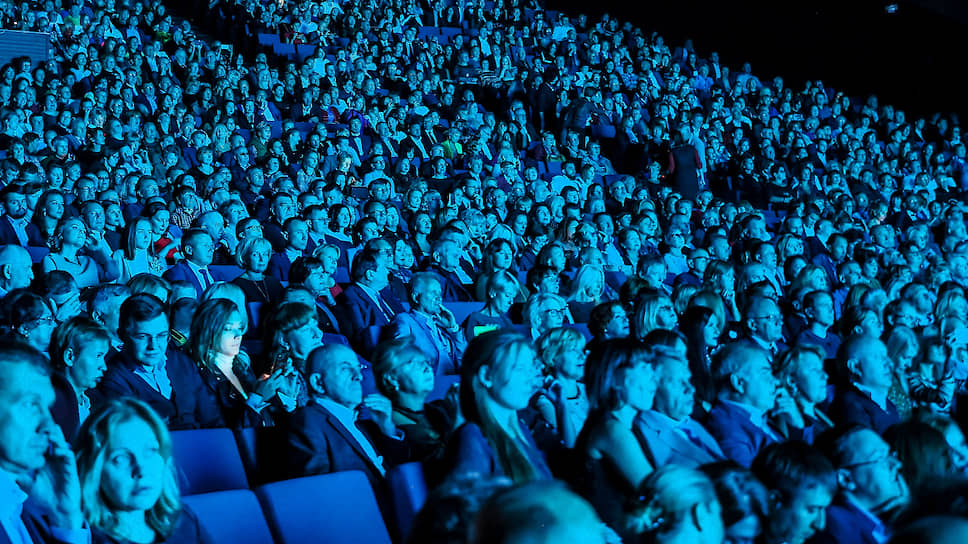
[256,471,392,544]
[170,428,249,495]
[234,426,287,486]
[444,301,484,326]
[183,490,274,544]
[386,462,428,540]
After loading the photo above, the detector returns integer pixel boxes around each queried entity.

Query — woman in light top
[113,216,166,283]
[42,216,119,288]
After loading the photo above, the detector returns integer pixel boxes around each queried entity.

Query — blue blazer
[388,311,467,377]
[333,284,404,348]
[163,260,208,299]
[703,401,780,468]
[0,216,44,247]
[635,410,725,469]
[829,385,900,435]
[810,495,884,544]
[97,349,221,430]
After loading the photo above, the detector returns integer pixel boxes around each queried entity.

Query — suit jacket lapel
[319,405,381,474]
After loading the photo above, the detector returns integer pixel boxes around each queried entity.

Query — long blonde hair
[75,398,181,540]
[460,330,542,483]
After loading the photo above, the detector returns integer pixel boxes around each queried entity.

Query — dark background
[547,0,968,120]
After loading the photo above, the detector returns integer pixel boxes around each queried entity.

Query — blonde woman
[75,398,213,544]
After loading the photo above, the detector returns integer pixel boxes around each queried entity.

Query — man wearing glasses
[97,294,220,429]
[740,295,787,356]
[813,426,909,544]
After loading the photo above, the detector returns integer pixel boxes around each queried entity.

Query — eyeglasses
[842,449,898,469]
[749,315,783,324]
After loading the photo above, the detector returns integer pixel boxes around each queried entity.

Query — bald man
[0,244,34,296]
[829,334,900,434]
[282,344,411,492]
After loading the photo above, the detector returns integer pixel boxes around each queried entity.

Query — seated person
[75,398,214,543]
[829,334,901,434]
[424,238,474,302]
[187,299,301,428]
[283,343,409,493]
[703,342,789,467]
[162,229,217,299]
[573,339,660,536]
[0,340,87,542]
[532,327,589,449]
[266,217,311,283]
[463,270,516,341]
[97,294,219,429]
[636,347,725,468]
[388,272,467,377]
[372,338,457,469]
[523,292,568,341]
[626,465,725,544]
[587,301,631,346]
[471,481,613,544]
[442,330,551,484]
[751,441,837,544]
[49,316,111,442]
[793,289,841,361]
[773,345,834,443]
[0,244,34,297]
[333,251,404,355]
[812,426,910,544]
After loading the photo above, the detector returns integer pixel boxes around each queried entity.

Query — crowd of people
[4,0,968,541]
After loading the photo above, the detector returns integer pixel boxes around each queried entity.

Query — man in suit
[424,238,474,302]
[751,441,837,544]
[0,183,43,247]
[0,340,88,543]
[636,348,724,468]
[389,272,467,377]
[97,294,220,429]
[703,342,787,467]
[267,218,310,283]
[739,295,788,357]
[829,335,900,435]
[283,343,408,493]
[162,229,216,299]
[333,251,405,355]
[812,426,909,544]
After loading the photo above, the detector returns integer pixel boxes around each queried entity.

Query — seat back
[256,472,392,544]
[443,301,484,327]
[234,426,288,486]
[170,428,249,495]
[386,462,428,541]
[183,490,274,544]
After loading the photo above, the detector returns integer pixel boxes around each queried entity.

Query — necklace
[251,277,269,301]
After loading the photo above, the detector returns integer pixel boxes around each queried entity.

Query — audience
[2,0,968,539]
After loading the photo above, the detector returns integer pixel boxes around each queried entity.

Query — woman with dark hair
[49,316,111,441]
[443,330,551,483]
[409,210,433,262]
[680,305,722,411]
[884,421,958,496]
[573,338,660,534]
[323,202,354,269]
[473,238,523,301]
[113,216,165,282]
[187,298,299,428]
[75,398,214,543]
[30,189,65,245]
[142,201,181,265]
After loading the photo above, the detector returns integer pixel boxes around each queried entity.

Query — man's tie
[199,267,214,289]
[376,295,394,322]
